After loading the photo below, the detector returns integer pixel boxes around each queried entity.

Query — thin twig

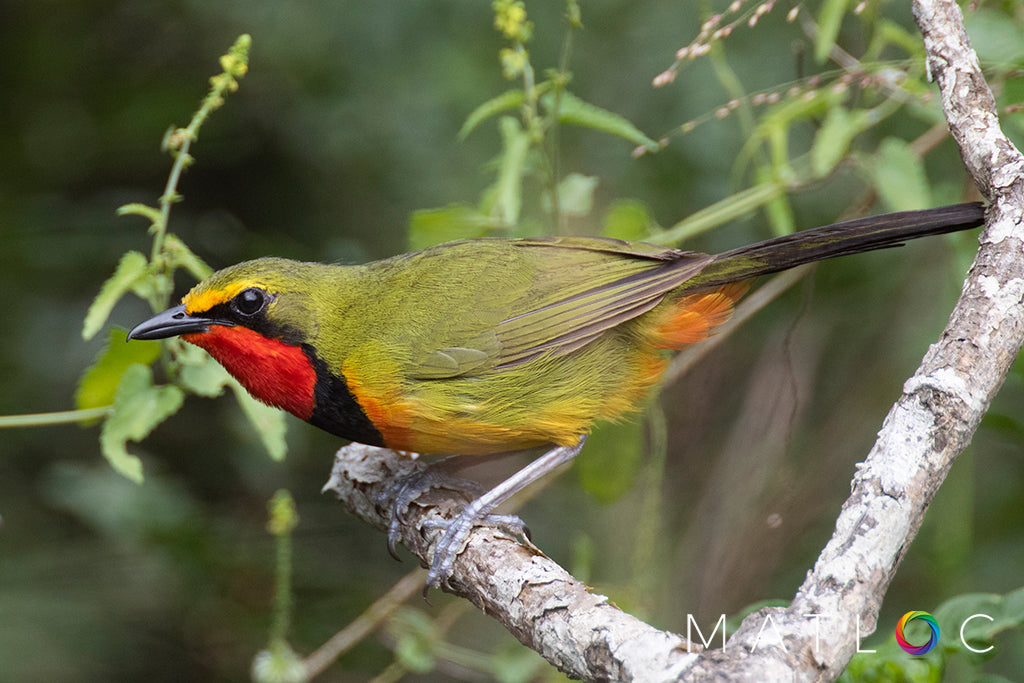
[303,569,426,679]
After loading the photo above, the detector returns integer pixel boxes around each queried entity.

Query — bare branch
[682,0,1024,679]
[322,443,700,681]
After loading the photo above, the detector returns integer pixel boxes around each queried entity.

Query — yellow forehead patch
[183,280,259,314]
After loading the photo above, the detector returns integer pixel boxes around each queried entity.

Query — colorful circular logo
[895,611,940,655]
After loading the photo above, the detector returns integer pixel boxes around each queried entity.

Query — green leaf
[164,233,213,280]
[577,420,644,504]
[458,89,525,140]
[964,9,1024,66]
[867,137,932,211]
[764,187,795,237]
[489,116,531,227]
[815,0,850,64]
[734,89,840,181]
[116,202,163,225]
[174,343,286,460]
[552,173,598,217]
[869,19,927,62]
[177,346,232,398]
[100,364,185,483]
[490,647,547,683]
[228,379,288,461]
[649,180,786,246]
[76,328,161,410]
[389,609,437,673]
[543,90,660,152]
[408,204,498,250]
[754,165,796,237]
[601,200,655,241]
[394,635,435,674]
[934,587,1024,657]
[811,105,870,178]
[82,251,149,340]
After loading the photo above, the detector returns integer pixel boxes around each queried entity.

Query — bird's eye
[232,288,267,316]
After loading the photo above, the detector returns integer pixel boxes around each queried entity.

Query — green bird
[129,202,985,586]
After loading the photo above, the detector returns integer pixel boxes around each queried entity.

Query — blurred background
[2,1,1023,680]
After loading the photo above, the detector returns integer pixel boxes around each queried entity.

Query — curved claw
[423,438,587,588]
[423,511,532,588]
[375,462,483,562]
[383,437,587,592]
[386,516,404,561]
[425,498,485,589]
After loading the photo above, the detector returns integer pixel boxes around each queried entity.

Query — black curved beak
[127,304,224,341]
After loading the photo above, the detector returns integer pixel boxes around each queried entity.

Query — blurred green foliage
[2,1,1023,680]
[840,588,1024,683]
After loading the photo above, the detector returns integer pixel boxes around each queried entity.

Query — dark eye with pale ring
[232,288,267,316]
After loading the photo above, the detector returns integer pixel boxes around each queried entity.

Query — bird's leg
[378,451,526,560]
[423,435,588,589]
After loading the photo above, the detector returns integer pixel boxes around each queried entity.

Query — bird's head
[128,258,325,420]
[129,257,323,345]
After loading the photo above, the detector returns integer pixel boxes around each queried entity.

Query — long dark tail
[690,202,986,289]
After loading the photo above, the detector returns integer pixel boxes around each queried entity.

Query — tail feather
[690,202,986,290]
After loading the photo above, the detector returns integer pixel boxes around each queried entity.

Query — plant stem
[0,406,113,428]
[150,34,251,306]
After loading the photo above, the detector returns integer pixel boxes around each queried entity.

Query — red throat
[183,326,317,420]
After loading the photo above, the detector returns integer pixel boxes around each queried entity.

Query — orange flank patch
[630,353,670,398]
[648,281,750,349]
[343,359,584,455]
[183,326,317,420]
[341,359,421,451]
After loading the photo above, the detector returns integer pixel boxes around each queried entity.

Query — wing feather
[493,240,713,367]
[399,237,713,378]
